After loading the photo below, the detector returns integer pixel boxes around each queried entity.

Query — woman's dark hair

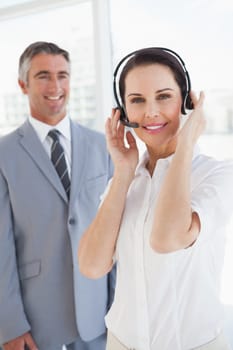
[119,48,188,107]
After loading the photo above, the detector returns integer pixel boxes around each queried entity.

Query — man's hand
[3,332,38,350]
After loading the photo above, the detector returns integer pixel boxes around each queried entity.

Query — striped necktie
[48,129,70,199]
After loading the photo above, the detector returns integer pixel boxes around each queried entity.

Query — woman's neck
[146,139,177,176]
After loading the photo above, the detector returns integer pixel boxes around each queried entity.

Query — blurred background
[0,0,232,345]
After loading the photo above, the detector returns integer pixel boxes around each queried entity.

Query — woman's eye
[157,94,171,100]
[130,97,144,103]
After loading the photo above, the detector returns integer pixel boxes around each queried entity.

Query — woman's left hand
[177,91,206,149]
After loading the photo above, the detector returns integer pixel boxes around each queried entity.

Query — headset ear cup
[182,93,194,114]
[119,107,127,123]
[181,101,186,115]
[185,93,194,110]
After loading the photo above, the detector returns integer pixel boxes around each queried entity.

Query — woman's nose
[145,102,159,118]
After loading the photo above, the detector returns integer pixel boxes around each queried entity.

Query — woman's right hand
[105,108,139,179]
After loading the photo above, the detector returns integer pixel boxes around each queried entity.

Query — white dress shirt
[105,148,233,350]
[29,115,72,177]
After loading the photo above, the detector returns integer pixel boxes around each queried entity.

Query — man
[0,41,115,350]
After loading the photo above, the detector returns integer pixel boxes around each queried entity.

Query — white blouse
[105,148,233,350]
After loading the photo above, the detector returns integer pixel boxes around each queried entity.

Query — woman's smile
[142,122,168,134]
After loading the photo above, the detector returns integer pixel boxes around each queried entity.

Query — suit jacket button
[69,218,76,225]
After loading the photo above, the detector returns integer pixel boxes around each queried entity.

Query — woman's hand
[151,92,205,253]
[177,91,206,150]
[105,108,139,178]
[79,109,139,279]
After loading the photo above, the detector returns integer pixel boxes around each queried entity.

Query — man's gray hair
[18,41,70,83]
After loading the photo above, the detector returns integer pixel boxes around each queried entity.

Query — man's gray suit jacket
[0,120,115,349]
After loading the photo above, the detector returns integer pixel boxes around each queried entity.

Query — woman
[78,48,233,350]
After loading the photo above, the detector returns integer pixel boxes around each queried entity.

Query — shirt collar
[28,115,71,143]
[135,145,201,176]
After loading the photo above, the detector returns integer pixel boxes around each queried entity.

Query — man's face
[19,53,70,125]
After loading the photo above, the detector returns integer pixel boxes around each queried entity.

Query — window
[0,0,112,134]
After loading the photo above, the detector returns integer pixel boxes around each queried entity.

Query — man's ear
[18,79,28,94]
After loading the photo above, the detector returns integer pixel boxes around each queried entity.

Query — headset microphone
[116,107,139,128]
[121,120,140,128]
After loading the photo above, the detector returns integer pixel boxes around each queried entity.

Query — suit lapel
[69,122,88,203]
[18,120,68,203]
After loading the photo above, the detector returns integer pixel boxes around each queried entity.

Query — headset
[113,47,193,128]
